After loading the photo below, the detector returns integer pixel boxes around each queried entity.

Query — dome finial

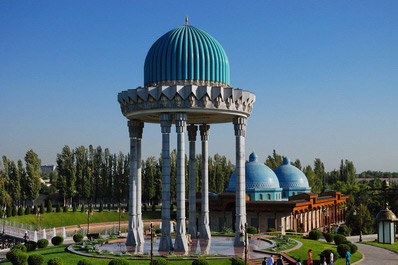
[185,16,188,25]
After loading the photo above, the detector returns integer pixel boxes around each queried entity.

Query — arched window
[267,194,271,200]
[282,191,286,198]
[259,194,264,200]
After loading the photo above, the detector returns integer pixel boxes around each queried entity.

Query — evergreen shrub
[107,203,112,211]
[337,225,351,236]
[12,205,17,216]
[99,202,104,212]
[230,257,247,265]
[25,206,31,215]
[40,203,45,214]
[81,205,85,213]
[247,226,257,234]
[73,233,84,243]
[345,242,357,254]
[25,241,37,251]
[337,244,350,258]
[334,234,347,245]
[47,200,52,213]
[51,236,64,246]
[286,229,295,233]
[151,204,156,212]
[7,206,12,217]
[28,254,44,265]
[143,204,147,212]
[108,258,129,265]
[321,249,338,263]
[37,239,49,249]
[12,244,27,252]
[72,203,77,212]
[18,207,24,216]
[192,259,209,265]
[77,259,93,265]
[266,228,276,232]
[7,249,28,265]
[56,204,61,213]
[308,230,322,240]
[47,257,63,265]
[155,228,161,234]
[323,232,335,243]
[152,258,168,265]
[63,205,68,212]
[33,205,38,215]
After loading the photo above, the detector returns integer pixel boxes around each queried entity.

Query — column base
[199,225,211,240]
[158,234,173,252]
[234,231,245,246]
[174,234,189,252]
[126,229,138,246]
[136,216,144,244]
[188,225,197,239]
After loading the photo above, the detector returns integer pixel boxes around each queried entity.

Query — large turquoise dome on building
[274,157,311,198]
[226,152,282,200]
[144,25,230,87]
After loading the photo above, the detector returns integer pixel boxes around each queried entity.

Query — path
[347,235,398,265]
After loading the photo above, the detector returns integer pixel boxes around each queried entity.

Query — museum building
[206,153,348,233]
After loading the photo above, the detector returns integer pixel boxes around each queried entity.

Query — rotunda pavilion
[118,22,256,252]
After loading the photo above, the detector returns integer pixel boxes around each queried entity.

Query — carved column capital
[233,116,247,137]
[187,124,198,142]
[175,113,187,133]
[199,124,210,141]
[160,113,172,134]
[128,120,144,138]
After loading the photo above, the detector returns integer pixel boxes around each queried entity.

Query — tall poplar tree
[24,150,41,206]
[56,145,76,205]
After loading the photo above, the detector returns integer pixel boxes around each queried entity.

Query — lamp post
[150,223,154,265]
[353,203,363,242]
[118,202,123,236]
[86,204,93,235]
[240,223,248,264]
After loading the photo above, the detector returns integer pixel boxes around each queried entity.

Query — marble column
[233,116,247,246]
[136,121,144,244]
[174,113,188,252]
[188,124,198,238]
[199,124,211,239]
[159,113,172,251]
[126,120,138,246]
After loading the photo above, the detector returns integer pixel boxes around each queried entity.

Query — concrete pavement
[347,234,398,265]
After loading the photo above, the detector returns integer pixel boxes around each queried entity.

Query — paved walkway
[346,235,398,265]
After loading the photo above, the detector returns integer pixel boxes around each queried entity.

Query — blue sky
[1,0,397,172]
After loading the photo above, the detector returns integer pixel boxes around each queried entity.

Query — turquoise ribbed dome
[274,157,310,189]
[226,152,280,192]
[144,25,230,87]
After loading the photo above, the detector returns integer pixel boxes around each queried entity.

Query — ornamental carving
[214,96,222,108]
[148,96,155,108]
[235,98,242,109]
[226,97,233,109]
[174,94,182,107]
[202,95,209,107]
[188,94,196,107]
[161,95,168,107]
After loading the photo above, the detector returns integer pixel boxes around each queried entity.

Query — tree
[303,165,321,194]
[24,150,42,206]
[265,149,283,169]
[292,159,302,170]
[8,160,21,205]
[142,156,156,205]
[339,159,357,185]
[314,158,327,193]
[57,146,76,205]
[74,146,88,203]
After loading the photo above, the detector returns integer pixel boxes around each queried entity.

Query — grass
[264,235,298,252]
[0,244,233,265]
[6,211,161,228]
[286,236,362,265]
[361,240,398,252]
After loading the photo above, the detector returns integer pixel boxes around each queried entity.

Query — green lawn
[361,240,398,252]
[6,211,161,228]
[286,236,362,265]
[1,244,233,265]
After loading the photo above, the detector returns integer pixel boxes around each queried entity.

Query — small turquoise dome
[226,152,280,192]
[274,157,310,189]
[144,25,230,87]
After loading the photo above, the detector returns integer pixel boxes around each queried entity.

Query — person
[267,255,274,265]
[23,232,29,243]
[320,254,325,265]
[277,257,283,265]
[307,249,313,265]
[262,257,267,265]
[296,258,301,265]
[345,249,351,265]
[329,250,334,265]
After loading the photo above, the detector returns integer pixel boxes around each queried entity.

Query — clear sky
[1,0,397,172]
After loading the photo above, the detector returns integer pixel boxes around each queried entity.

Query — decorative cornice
[118,85,256,121]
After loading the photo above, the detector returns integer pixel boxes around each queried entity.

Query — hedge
[337,244,350,258]
[51,236,64,246]
[308,230,322,240]
[108,259,129,265]
[73,233,84,243]
[28,254,44,265]
[192,259,209,265]
[37,239,49,249]
[323,233,335,243]
[47,257,63,265]
[25,241,38,251]
[334,234,347,245]
[153,258,168,265]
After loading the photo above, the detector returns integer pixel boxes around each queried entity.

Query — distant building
[40,165,57,173]
[206,152,348,233]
